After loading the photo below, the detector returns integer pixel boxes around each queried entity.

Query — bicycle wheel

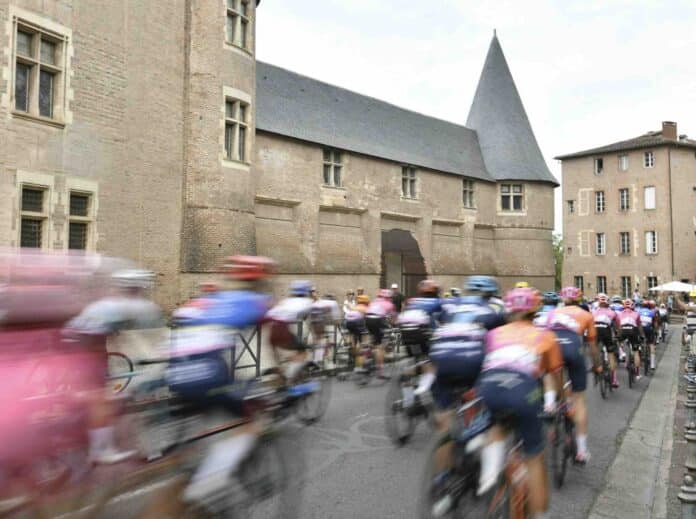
[598,369,607,400]
[295,363,332,425]
[237,431,304,519]
[107,352,135,394]
[419,433,488,519]
[550,412,565,488]
[385,362,417,446]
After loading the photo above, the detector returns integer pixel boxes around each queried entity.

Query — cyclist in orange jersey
[544,286,599,464]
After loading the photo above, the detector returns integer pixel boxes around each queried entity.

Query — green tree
[552,233,563,291]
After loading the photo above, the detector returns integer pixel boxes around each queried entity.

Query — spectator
[667,294,674,313]
[343,290,356,315]
[390,283,404,313]
[633,288,642,303]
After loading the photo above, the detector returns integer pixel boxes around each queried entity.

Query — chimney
[662,121,677,140]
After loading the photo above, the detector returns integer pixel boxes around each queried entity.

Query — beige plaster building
[0,1,557,308]
[557,121,696,299]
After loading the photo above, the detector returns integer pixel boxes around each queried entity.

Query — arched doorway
[381,229,427,297]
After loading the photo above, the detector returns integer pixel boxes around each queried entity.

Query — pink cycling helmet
[504,287,541,315]
[560,286,583,303]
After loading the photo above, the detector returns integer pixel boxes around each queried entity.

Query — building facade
[0,1,557,309]
[557,121,696,298]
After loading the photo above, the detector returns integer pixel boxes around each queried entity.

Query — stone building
[557,121,696,298]
[0,1,556,308]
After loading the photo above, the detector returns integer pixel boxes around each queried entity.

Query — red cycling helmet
[224,256,275,281]
[504,287,542,315]
[377,288,393,299]
[623,299,634,309]
[560,286,583,303]
[418,279,441,296]
[597,293,609,305]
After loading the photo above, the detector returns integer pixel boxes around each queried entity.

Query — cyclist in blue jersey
[534,292,560,327]
[169,256,276,503]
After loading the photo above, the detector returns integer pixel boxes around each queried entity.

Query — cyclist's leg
[556,330,589,460]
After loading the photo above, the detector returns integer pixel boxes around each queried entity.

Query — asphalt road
[86,329,674,518]
[294,334,672,519]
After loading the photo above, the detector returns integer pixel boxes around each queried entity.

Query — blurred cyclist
[363,289,396,377]
[592,293,619,387]
[544,286,598,464]
[345,294,370,371]
[309,293,342,369]
[476,287,562,517]
[64,269,163,464]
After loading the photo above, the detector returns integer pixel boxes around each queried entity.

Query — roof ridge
[256,61,475,134]
[555,129,696,160]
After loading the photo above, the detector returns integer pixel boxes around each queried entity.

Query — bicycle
[419,396,532,519]
[594,342,613,400]
[546,382,577,489]
[384,358,431,446]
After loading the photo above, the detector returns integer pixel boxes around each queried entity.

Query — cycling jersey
[638,307,656,330]
[266,296,314,352]
[448,295,506,330]
[365,298,396,320]
[397,298,441,356]
[482,321,562,378]
[478,321,562,456]
[592,306,617,351]
[429,317,487,408]
[615,309,642,350]
[610,302,624,313]
[545,305,597,342]
[544,305,595,392]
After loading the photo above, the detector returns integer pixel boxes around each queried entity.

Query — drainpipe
[668,148,675,278]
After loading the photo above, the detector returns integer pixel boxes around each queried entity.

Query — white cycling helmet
[112,269,155,289]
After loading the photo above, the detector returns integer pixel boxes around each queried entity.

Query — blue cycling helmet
[543,291,559,306]
[465,276,499,296]
[289,280,313,297]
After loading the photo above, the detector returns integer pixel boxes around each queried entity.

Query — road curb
[587,330,680,519]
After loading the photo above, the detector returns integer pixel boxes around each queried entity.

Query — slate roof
[466,35,558,186]
[256,62,494,182]
[555,131,696,160]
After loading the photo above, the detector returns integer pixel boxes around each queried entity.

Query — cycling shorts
[595,326,615,352]
[345,318,366,343]
[432,370,481,410]
[365,314,387,344]
[476,369,543,456]
[552,329,587,392]
[399,324,431,356]
[644,327,655,344]
[620,327,640,351]
[268,321,307,352]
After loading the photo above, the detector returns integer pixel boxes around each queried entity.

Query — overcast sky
[257,0,696,235]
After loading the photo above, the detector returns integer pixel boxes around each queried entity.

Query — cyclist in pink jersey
[615,299,645,380]
[592,294,619,387]
[363,289,396,377]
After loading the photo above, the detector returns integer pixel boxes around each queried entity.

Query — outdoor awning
[648,281,696,292]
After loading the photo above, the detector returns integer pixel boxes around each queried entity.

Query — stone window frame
[618,154,629,171]
[618,188,630,211]
[401,166,418,200]
[224,96,250,164]
[645,230,658,255]
[595,190,605,213]
[322,149,343,187]
[19,184,50,249]
[67,191,94,250]
[596,232,606,255]
[462,179,475,209]
[499,183,524,212]
[619,231,631,255]
[621,276,632,298]
[567,200,575,214]
[593,157,604,175]
[574,276,584,292]
[225,0,251,52]
[597,276,607,294]
[643,150,655,169]
[644,186,656,210]
[8,9,72,127]
[647,276,658,290]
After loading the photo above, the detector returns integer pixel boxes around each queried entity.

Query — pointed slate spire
[466,34,558,185]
